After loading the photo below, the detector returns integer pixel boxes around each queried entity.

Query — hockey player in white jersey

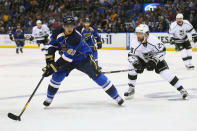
[169,13,197,69]
[30,20,50,64]
[124,24,189,99]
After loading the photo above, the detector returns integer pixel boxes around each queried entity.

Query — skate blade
[183,95,190,100]
[125,95,134,100]
[186,67,195,70]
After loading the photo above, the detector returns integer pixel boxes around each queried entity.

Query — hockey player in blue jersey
[76,18,102,68]
[9,24,25,54]
[42,16,124,106]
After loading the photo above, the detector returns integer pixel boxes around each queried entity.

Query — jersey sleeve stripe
[186,28,194,33]
[62,54,73,62]
[57,33,65,39]
[134,44,142,54]
[75,29,82,36]
[147,43,159,51]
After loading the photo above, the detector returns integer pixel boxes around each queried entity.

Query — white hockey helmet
[176,13,183,19]
[135,24,149,34]
[36,20,42,24]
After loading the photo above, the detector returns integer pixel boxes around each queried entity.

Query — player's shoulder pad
[183,20,192,26]
[130,37,141,49]
[32,26,37,30]
[66,29,82,46]
[52,27,64,39]
[42,24,49,29]
[170,21,177,29]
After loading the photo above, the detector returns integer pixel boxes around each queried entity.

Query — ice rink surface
[0,48,197,131]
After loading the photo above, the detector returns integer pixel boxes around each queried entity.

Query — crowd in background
[0,0,197,33]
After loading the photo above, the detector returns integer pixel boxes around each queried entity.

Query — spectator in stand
[0,0,196,34]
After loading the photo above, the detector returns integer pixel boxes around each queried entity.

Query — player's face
[64,24,74,35]
[136,32,145,42]
[17,25,20,29]
[176,18,183,25]
[84,22,90,28]
[37,23,42,28]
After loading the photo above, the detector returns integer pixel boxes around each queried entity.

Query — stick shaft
[102,69,132,74]
[19,76,44,117]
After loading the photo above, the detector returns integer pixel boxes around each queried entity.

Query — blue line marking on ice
[0,75,196,101]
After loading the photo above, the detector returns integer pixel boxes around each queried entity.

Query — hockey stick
[8,76,44,121]
[102,69,132,74]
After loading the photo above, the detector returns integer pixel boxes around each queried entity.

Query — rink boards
[0,33,196,51]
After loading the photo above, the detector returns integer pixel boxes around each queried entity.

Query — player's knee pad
[93,74,110,87]
[49,79,61,88]
[51,70,68,87]
[155,60,169,74]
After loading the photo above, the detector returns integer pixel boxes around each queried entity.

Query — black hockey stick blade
[8,113,21,121]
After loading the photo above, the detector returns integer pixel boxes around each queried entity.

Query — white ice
[0,48,197,131]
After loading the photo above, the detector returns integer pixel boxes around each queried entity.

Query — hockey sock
[47,85,59,99]
[181,49,189,66]
[186,49,192,65]
[93,74,120,99]
[104,83,119,99]
[128,64,137,86]
[160,69,182,89]
[128,73,137,87]
[16,47,19,53]
[177,86,184,91]
[20,46,23,53]
[47,79,61,99]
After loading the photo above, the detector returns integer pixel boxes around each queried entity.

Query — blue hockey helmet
[63,16,75,25]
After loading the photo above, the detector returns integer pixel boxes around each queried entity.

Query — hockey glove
[90,46,97,52]
[42,62,58,77]
[170,38,175,45]
[44,34,49,43]
[192,34,197,43]
[29,36,34,41]
[146,58,159,71]
[135,68,144,73]
[9,36,13,41]
[97,41,102,49]
[133,60,144,73]
[45,54,55,65]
